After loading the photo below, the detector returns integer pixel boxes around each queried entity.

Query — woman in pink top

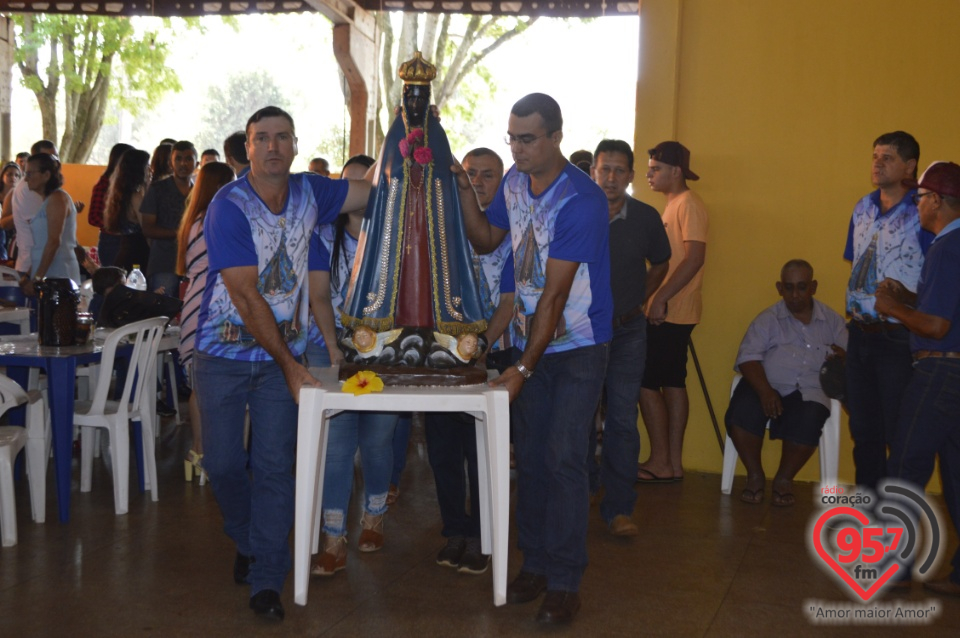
[176,161,235,484]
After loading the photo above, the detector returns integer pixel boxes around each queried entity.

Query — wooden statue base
[338,362,488,387]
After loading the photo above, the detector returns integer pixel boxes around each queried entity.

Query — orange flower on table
[342,370,384,396]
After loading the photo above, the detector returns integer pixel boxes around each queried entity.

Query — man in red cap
[877,161,960,597]
[637,141,708,483]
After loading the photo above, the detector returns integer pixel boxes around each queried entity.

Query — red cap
[903,161,960,199]
[648,141,699,181]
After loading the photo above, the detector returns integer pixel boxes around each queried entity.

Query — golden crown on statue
[398,51,437,85]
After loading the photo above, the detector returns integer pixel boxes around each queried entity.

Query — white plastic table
[294,366,510,607]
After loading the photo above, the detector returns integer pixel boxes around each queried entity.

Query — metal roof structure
[0,0,638,18]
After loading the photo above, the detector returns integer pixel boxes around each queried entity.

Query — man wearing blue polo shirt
[844,131,933,489]
[194,106,371,622]
[457,93,612,625]
[878,161,960,598]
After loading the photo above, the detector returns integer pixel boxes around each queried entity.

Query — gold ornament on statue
[398,51,437,85]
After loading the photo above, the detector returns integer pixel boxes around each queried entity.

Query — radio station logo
[807,480,943,604]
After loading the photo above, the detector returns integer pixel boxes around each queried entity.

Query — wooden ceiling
[0,0,638,18]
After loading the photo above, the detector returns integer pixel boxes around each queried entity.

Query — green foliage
[375,12,536,149]
[308,124,351,173]
[11,14,193,163]
[193,70,294,154]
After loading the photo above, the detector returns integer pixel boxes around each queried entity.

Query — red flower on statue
[399,127,431,165]
[413,146,433,165]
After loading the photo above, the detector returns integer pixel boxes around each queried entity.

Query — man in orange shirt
[637,142,708,483]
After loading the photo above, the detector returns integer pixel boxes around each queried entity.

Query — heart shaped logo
[811,506,901,602]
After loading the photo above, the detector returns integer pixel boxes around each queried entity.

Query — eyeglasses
[504,133,549,147]
[913,191,937,205]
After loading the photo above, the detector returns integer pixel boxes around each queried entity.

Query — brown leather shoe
[506,571,548,604]
[924,577,960,597]
[536,590,581,624]
[609,514,638,536]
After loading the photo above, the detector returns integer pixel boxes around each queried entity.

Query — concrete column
[0,17,14,163]
[634,0,683,168]
[333,21,379,158]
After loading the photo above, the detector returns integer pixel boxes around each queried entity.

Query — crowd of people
[1,92,958,626]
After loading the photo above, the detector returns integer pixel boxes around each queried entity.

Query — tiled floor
[1,414,958,636]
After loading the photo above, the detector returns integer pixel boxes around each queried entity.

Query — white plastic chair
[0,427,26,546]
[720,373,841,494]
[0,373,48,544]
[75,317,167,515]
[0,265,19,282]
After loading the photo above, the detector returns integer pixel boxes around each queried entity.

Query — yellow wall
[61,163,105,248]
[634,0,956,487]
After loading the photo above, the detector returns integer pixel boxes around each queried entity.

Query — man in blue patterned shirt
[195,106,371,622]
[458,93,612,625]
[843,131,933,490]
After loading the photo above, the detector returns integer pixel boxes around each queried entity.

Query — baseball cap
[648,141,699,181]
[903,161,960,199]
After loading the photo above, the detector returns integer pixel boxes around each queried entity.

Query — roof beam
[0,0,638,18]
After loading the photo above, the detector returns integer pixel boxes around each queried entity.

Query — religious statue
[339,52,488,383]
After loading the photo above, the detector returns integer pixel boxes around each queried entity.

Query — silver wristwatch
[514,362,534,379]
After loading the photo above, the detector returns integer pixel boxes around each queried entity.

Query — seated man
[725,259,847,506]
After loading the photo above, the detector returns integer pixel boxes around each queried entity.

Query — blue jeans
[195,353,299,595]
[148,271,181,298]
[97,232,122,268]
[846,324,914,489]
[306,337,398,535]
[321,409,398,536]
[305,340,332,369]
[597,315,646,523]
[514,342,609,592]
[425,411,481,538]
[889,358,960,583]
[391,414,413,487]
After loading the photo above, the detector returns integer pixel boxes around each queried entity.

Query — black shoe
[156,399,176,417]
[436,535,465,568]
[507,571,548,604]
[234,552,254,584]
[249,589,284,621]
[536,590,581,624]
[457,537,489,575]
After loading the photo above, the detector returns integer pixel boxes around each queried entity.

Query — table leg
[490,389,510,607]
[294,387,327,607]
[47,358,78,523]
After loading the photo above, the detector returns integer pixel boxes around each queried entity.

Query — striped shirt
[178,218,207,367]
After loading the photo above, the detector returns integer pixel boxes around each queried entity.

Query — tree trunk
[421,14,439,62]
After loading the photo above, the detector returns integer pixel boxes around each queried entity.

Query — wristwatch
[514,362,534,379]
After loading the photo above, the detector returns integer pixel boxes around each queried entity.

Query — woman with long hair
[21,153,80,293]
[103,149,152,272]
[177,161,235,484]
[0,162,23,262]
[88,143,134,268]
[306,155,400,577]
[150,143,173,182]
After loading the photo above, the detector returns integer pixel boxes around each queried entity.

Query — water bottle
[127,265,147,291]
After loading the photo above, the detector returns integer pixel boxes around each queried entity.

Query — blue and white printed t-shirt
[844,189,933,322]
[486,163,612,354]
[306,223,360,346]
[474,234,515,352]
[196,173,348,362]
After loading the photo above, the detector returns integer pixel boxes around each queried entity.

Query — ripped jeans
[321,410,399,537]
